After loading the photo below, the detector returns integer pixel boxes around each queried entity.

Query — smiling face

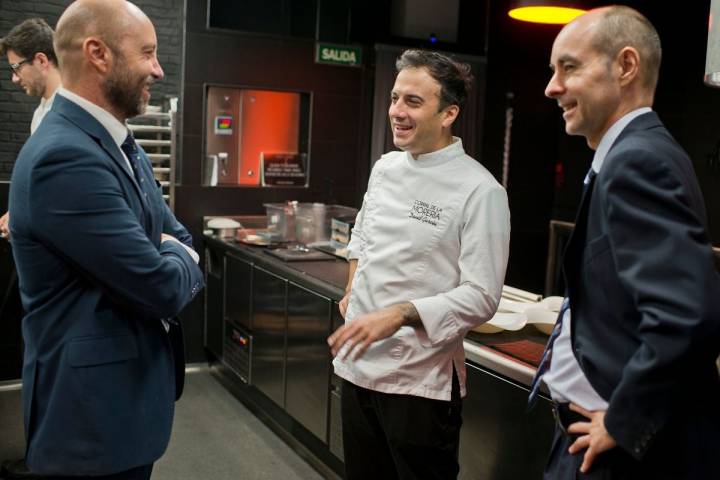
[102,16,163,120]
[545,14,623,149]
[388,67,457,157]
[7,50,45,97]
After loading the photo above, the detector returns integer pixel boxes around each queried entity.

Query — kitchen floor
[0,369,325,480]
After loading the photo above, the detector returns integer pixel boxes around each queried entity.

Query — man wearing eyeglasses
[0,18,61,239]
[0,17,60,480]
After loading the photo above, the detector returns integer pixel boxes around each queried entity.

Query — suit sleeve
[141,145,194,249]
[29,145,203,319]
[161,200,193,248]
[600,146,720,459]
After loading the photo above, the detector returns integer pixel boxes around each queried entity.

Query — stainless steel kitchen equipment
[205,87,242,185]
[224,322,252,384]
[285,282,333,442]
[250,265,288,408]
[328,303,345,459]
[127,98,177,209]
[204,86,312,186]
[207,217,242,238]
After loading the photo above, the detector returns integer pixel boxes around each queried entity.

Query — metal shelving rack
[126,97,178,211]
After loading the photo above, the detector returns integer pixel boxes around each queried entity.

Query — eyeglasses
[8,58,33,74]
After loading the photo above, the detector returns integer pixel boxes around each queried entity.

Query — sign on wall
[315,43,362,67]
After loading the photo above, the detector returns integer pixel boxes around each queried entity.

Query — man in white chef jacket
[328,49,511,479]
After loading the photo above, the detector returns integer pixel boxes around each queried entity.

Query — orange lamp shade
[508,5,586,25]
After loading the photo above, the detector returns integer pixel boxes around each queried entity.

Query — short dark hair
[0,18,58,66]
[395,49,473,110]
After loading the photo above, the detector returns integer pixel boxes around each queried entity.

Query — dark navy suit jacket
[8,94,203,475]
[563,112,720,478]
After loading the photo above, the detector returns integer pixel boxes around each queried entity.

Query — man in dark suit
[535,6,720,479]
[8,0,203,478]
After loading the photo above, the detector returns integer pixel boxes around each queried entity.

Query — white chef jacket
[333,138,511,401]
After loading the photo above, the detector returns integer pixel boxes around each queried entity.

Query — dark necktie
[121,132,173,331]
[527,167,597,409]
[527,298,570,408]
[120,133,147,195]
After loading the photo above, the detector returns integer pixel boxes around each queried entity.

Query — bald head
[54,0,163,121]
[571,6,661,94]
[54,0,150,80]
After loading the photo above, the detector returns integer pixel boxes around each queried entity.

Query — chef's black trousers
[341,370,462,480]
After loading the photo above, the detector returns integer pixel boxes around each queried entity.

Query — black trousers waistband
[552,402,588,434]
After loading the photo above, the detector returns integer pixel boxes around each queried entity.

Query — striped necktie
[527,297,570,409]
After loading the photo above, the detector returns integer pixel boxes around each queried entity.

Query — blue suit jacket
[8,94,204,475]
[563,112,720,477]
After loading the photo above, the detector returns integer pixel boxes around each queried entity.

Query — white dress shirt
[30,91,56,134]
[542,107,652,410]
[333,138,511,401]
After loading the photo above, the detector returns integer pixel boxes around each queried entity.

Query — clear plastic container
[295,203,326,244]
[264,202,297,241]
[295,204,358,245]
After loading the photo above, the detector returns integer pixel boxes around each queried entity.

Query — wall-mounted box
[204,86,311,187]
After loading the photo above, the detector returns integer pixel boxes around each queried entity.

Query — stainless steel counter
[204,234,545,388]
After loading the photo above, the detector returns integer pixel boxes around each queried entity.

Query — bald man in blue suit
[8,1,203,478]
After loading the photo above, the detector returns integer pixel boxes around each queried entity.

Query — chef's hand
[567,404,617,474]
[339,291,350,318]
[328,302,419,360]
[0,211,9,240]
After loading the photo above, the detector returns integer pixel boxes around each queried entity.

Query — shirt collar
[56,87,129,148]
[592,107,652,174]
[407,137,464,168]
[39,90,57,109]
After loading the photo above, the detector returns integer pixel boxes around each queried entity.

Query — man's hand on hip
[567,404,617,474]
[328,302,420,360]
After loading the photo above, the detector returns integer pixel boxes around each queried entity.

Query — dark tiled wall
[0,0,183,181]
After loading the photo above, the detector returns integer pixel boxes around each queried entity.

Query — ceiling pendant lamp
[508,0,587,25]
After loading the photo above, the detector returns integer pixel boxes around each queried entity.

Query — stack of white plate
[471,287,563,335]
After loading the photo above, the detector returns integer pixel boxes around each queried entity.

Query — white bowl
[525,307,558,335]
[539,296,564,311]
[472,312,527,333]
[498,298,538,313]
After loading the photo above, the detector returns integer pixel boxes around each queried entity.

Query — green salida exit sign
[315,43,362,67]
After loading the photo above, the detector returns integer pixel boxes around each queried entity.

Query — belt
[552,402,588,435]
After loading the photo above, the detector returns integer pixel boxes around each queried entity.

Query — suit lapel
[561,111,661,295]
[52,95,151,215]
[562,173,597,302]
